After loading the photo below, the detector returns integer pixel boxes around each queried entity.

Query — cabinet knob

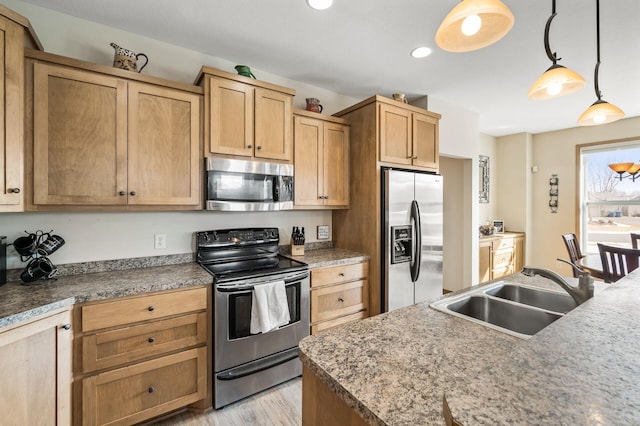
[256,146,262,150]
[247,144,253,149]
[148,386,155,394]
[338,297,344,303]
[148,337,155,343]
[8,187,20,194]
[118,191,126,196]
[339,273,345,277]
[148,306,155,312]
[130,191,136,196]
[62,323,71,330]
[412,156,418,159]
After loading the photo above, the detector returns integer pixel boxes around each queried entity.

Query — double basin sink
[430,281,578,339]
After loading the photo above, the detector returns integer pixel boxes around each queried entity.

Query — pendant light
[528,0,585,100]
[578,0,624,126]
[435,0,514,53]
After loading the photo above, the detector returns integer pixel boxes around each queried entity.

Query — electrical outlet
[154,234,167,249]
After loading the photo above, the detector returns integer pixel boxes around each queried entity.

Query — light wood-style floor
[152,378,302,426]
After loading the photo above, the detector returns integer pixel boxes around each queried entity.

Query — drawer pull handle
[62,323,71,331]
[148,337,155,343]
[148,306,155,312]
[339,273,345,277]
[8,187,20,193]
[148,386,155,394]
[338,297,344,303]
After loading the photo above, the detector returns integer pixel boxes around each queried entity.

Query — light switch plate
[317,225,329,240]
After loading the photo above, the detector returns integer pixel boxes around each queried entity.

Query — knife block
[291,244,305,256]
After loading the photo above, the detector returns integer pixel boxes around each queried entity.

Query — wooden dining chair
[562,233,585,278]
[597,243,640,283]
[631,233,640,249]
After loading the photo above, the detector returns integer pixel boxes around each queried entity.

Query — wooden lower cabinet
[478,232,525,284]
[74,286,209,425]
[82,347,206,426]
[0,308,72,425]
[310,262,369,334]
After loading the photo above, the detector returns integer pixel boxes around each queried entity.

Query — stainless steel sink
[483,283,577,314]
[430,281,577,339]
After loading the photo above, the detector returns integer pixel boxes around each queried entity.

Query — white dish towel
[250,280,290,334]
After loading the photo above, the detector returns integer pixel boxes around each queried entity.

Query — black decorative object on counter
[10,230,64,285]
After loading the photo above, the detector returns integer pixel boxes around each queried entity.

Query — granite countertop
[1,247,367,331]
[299,272,640,425]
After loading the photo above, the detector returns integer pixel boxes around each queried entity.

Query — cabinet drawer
[311,280,366,323]
[81,312,207,373]
[492,265,514,279]
[494,237,514,250]
[311,262,368,288]
[81,287,207,332]
[82,347,207,426]
[493,249,514,268]
[311,310,367,334]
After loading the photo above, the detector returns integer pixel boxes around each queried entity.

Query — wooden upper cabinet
[127,82,201,206]
[33,63,128,206]
[379,103,412,166]
[208,77,254,157]
[378,99,440,172]
[255,88,292,161]
[0,6,42,212]
[197,66,295,162]
[293,110,349,209]
[26,50,203,210]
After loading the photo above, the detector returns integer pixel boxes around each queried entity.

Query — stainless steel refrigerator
[383,168,443,312]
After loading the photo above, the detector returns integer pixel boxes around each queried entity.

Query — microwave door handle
[272,176,279,202]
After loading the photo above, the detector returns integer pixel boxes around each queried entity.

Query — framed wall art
[479,155,489,203]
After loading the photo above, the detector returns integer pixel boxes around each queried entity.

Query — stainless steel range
[196,227,309,409]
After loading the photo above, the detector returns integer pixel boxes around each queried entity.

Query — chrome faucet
[521,259,594,305]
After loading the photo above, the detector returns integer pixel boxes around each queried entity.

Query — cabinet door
[33,63,128,205]
[0,310,72,425]
[207,76,253,157]
[323,122,349,207]
[412,112,439,170]
[514,236,525,272]
[379,103,412,165]
[82,347,207,426]
[255,88,292,161]
[294,115,323,206]
[128,82,201,206]
[0,18,24,210]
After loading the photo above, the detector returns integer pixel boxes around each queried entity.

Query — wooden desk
[577,254,605,280]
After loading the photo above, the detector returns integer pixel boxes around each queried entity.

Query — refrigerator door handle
[410,200,422,282]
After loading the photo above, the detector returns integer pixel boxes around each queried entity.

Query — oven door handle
[216,348,299,381]
[216,272,309,292]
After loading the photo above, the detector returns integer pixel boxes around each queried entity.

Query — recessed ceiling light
[307,0,333,10]
[410,46,432,58]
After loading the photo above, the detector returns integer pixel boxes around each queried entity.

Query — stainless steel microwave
[205,157,294,211]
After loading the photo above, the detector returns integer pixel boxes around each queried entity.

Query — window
[580,140,640,254]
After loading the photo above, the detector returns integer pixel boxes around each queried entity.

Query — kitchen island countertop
[299,272,640,425]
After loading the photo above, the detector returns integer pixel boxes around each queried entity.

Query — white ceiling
[20,0,640,136]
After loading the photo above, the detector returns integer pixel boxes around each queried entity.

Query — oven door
[214,270,310,372]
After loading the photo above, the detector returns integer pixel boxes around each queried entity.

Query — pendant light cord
[544,0,560,64]
[593,0,602,100]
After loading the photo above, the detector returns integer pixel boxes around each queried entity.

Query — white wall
[429,97,480,287]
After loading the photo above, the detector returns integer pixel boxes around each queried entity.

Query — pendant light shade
[578,0,624,126]
[435,0,514,53]
[528,0,585,100]
[528,65,586,100]
[578,100,624,126]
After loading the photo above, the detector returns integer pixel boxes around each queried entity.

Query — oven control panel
[197,228,279,247]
